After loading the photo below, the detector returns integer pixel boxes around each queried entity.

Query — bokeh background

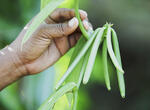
[0,0,150,110]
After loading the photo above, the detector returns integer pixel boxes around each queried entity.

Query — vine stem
[75,0,89,40]
[72,91,78,110]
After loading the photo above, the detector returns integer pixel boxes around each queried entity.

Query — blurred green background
[1,0,150,110]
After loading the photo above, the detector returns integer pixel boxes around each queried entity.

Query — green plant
[21,0,125,109]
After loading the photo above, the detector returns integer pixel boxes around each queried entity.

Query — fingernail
[69,17,78,27]
[83,20,89,30]
[79,10,88,17]
[89,26,93,31]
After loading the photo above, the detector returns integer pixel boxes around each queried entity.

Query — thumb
[41,17,79,38]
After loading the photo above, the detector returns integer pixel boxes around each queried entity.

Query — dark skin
[0,8,92,90]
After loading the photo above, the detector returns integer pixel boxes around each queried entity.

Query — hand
[11,8,92,75]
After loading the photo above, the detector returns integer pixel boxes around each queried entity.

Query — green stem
[72,91,78,110]
[38,83,77,110]
[75,0,89,39]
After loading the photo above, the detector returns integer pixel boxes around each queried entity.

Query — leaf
[65,33,93,86]
[55,29,100,90]
[66,39,85,84]
[38,82,77,110]
[67,92,73,107]
[0,83,24,110]
[77,49,91,88]
[59,0,76,8]
[22,0,64,46]
[66,45,92,107]
[41,0,52,9]
[42,0,76,9]
[65,36,87,86]
[69,37,86,66]
[102,39,111,91]
[71,49,91,110]
[52,94,71,110]
[111,28,125,98]
[83,28,105,84]
[65,36,86,105]
[106,25,124,73]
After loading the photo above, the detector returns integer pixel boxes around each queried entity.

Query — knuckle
[26,65,37,75]
[59,8,66,17]
[69,35,76,47]
[57,23,66,36]
[53,8,60,15]
[37,24,51,38]
[68,9,75,16]
[38,24,46,33]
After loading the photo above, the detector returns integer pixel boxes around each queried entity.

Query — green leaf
[106,25,124,73]
[69,36,86,67]
[65,36,86,105]
[41,0,52,9]
[38,82,77,110]
[83,28,105,84]
[42,0,76,9]
[0,83,24,110]
[111,28,125,98]
[77,50,91,88]
[66,92,73,107]
[22,0,64,46]
[55,29,100,90]
[52,94,71,110]
[59,0,76,8]
[65,34,93,85]
[66,46,92,108]
[102,39,111,91]
[71,49,91,110]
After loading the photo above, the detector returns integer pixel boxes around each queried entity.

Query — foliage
[0,0,127,110]
[20,0,126,109]
[21,0,65,46]
[0,83,24,110]
[1,0,150,110]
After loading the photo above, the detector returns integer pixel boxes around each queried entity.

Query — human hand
[11,8,92,75]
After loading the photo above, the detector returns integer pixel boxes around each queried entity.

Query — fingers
[40,17,79,38]
[76,19,93,32]
[45,8,87,24]
[69,33,81,47]
[54,37,69,55]
[25,41,61,74]
[54,33,82,55]
[83,20,90,30]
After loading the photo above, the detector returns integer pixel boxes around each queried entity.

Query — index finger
[45,8,88,24]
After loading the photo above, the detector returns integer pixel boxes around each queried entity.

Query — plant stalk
[75,0,89,39]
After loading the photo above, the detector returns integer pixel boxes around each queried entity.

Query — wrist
[2,45,28,77]
[0,45,28,90]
